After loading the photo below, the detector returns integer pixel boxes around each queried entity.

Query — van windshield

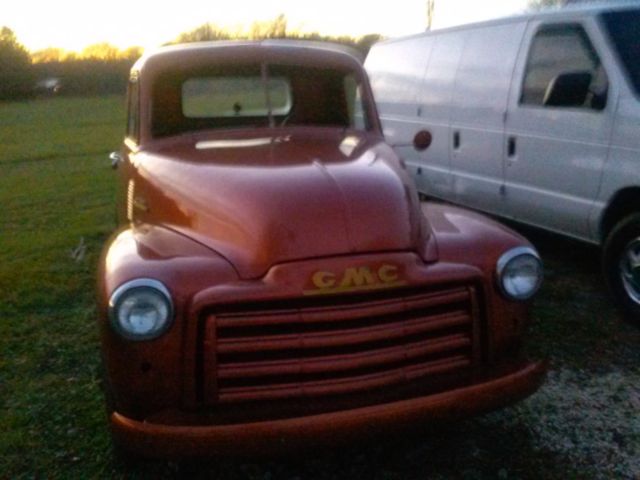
[601,9,640,96]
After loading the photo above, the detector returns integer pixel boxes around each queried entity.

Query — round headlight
[109,279,173,340]
[497,247,543,301]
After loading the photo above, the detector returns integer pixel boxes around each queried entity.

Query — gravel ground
[119,228,640,480]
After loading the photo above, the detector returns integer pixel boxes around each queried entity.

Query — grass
[0,96,122,477]
[1,96,639,479]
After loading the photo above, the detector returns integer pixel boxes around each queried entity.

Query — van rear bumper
[110,360,546,458]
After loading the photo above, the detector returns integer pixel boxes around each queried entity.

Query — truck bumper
[110,360,546,458]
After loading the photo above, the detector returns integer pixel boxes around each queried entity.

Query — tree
[249,14,287,39]
[31,47,68,63]
[174,23,232,43]
[122,46,144,62]
[0,27,30,69]
[426,0,435,30]
[81,42,120,61]
[172,15,382,55]
[0,27,33,99]
[356,34,384,54]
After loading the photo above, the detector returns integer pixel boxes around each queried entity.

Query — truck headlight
[496,247,543,301]
[109,279,173,340]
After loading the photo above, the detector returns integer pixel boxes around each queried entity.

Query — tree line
[0,17,382,101]
[1,2,590,101]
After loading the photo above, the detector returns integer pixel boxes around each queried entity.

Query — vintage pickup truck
[99,40,546,458]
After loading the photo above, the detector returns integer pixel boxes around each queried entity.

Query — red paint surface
[98,41,545,458]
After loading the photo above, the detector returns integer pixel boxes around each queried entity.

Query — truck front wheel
[603,213,640,324]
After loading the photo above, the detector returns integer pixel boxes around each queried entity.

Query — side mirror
[413,130,432,151]
[543,71,592,108]
[109,151,123,170]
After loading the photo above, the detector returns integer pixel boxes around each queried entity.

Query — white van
[365,2,640,320]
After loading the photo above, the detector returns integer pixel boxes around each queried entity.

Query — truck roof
[132,40,365,76]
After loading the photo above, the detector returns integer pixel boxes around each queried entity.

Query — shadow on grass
[499,223,639,365]
[111,415,581,480]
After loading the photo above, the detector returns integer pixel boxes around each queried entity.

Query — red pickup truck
[98,40,546,458]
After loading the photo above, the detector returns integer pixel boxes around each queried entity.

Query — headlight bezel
[108,278,174,341]
[496,246,543,301]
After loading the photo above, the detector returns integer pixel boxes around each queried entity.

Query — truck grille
[200,285,481,404]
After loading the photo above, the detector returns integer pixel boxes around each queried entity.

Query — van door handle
[507,136,516,157]
[453,131,460,150]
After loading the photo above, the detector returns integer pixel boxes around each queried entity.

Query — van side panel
[449,22,527,215]
[411,32,467,198]
[366,37,432,120]
[592,89,640,239]
[366,37,437,193]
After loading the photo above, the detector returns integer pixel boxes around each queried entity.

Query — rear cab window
[152,63,370,138]
[182,76,292,118]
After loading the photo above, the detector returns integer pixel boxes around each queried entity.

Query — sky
[4,0,530,53]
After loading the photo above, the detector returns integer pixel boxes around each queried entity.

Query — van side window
[520,24,608,110]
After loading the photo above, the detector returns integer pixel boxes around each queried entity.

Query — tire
[603,213,640,324]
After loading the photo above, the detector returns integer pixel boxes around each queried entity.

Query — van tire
[603,213,640,324]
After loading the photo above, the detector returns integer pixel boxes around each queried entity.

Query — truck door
[449,21,527,216]
[503,19,615,241]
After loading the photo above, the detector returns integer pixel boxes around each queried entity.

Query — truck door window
[520,24,608,110]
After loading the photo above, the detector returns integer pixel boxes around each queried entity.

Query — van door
[449,22,527,215]
[503,19,615,241]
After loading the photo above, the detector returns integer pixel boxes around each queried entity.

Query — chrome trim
[496,246,543,301]
[109,151,123,169]
[108,278,174,341]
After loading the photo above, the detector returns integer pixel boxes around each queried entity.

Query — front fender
[422,202,537,362]
[97,224,238,417]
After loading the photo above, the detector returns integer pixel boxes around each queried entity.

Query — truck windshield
[601,9,640,96]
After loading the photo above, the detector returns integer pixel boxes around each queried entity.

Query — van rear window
[601,9,640,96]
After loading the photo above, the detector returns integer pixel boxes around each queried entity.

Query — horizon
[5,0,528,54]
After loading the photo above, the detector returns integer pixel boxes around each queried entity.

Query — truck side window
[344,74,368,130]
[126,77,139,143]
[520,24,608,110]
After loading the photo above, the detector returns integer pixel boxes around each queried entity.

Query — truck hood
[132,128,430,279]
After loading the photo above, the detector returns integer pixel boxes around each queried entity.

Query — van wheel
[603,213,640,324]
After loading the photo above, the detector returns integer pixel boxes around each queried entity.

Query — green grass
[0,96,638,478]
[0,96,123,477]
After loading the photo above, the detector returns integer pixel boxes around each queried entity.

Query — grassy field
[0,96,122,477]
[1,96,639,479]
